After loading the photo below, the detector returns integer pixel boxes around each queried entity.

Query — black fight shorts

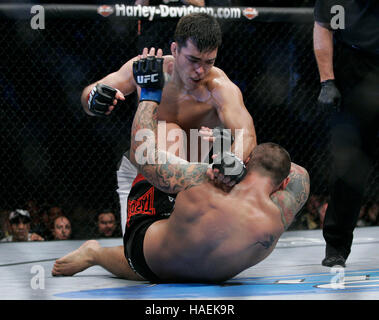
[123,173,176,282]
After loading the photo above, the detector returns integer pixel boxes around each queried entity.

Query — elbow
[244,132,257,156]
[248,132,257,149]
[292,163,310,199]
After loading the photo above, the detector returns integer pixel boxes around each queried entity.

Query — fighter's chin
[186,78,202,90]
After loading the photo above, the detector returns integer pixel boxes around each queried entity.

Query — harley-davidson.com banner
[97,4,259,21]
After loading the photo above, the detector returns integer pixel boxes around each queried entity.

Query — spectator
[95,210,121,238]
[52,216,72,240]
[24,199,39,224]
[30,204,65,240]
[289,194,328,230]
[49,206,64,222]
[33,204,53,239]
[24,199,49,238]
[47,206,64,232]
[1,209,44,242]
[0,210,11,240]
[305,194,328,229]
[357,202,379,227]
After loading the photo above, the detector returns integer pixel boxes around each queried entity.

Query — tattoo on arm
[130,101,209,193]
[271,163,310,230]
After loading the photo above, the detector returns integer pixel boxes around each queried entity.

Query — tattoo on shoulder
[286,164,310,208]
[271,164,310,230]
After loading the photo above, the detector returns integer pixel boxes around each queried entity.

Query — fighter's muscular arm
[80,58,138,116]
[130,100,210,194]
[211,77,256,161]
[270,163,310,230]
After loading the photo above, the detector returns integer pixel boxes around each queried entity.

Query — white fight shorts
[116,153,138,235]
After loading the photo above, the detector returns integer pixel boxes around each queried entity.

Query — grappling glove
[317,79,341,112]
[87,83,117,117]
[133,56,164,104]
[212,151,247,184]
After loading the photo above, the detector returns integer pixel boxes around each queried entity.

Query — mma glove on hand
[317,79,341,112]
[87,83,118,117]
[212,152,247,185]
[133,56,164,104]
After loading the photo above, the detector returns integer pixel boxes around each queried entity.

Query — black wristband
[320,79,336,86]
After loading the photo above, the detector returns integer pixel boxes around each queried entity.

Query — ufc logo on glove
[137,74,159,84]
[133,56,164,103]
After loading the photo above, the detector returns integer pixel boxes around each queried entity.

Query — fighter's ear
[171,42,178,57]
[280,176,291,190]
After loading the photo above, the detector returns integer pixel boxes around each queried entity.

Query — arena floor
[1,227,379,301]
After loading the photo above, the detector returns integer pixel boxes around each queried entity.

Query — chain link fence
[0,5,378,240]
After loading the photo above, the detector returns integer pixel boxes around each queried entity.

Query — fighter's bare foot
[52,240,101,276]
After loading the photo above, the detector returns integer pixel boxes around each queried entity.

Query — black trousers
[323,43,379,259]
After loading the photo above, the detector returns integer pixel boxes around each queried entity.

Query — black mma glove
[212,151,247,184]
[317,79,341,112]
[87,83,117,117]
[133,56,164,103]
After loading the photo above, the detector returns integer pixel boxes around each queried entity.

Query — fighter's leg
[51,153,138,279]
[52,240,143,280]
[117,122,185,235]
[52,123,186,278]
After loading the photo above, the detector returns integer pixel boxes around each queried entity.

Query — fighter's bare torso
[139,159,310,283]
[129,53,265,281]
[83,45,255,162]
[135,55,231,160]
[138,55,224,129]
[144,177,284,282]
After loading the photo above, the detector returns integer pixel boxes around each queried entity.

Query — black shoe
[322,254,346,267]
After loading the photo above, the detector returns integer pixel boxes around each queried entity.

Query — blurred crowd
[289,195,379,231]
[0,200,122,243]
[1,195,378,243]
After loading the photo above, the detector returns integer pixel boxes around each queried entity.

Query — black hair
[96,209,115,221]
[174,13,222,52]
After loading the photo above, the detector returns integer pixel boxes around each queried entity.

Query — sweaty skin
[143,162,309,282]
[52,42,257,279]
[128,98,310,282]
[82,44,256,163]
